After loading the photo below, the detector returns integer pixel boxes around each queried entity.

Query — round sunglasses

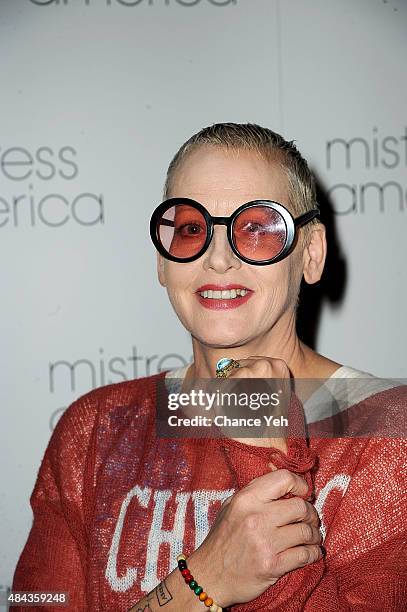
[150,198,320,266]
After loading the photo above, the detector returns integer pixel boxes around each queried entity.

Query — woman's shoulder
[329,364,374,378]
[48,371,169,460]
[33,372,170,501]
[65,370,168,417]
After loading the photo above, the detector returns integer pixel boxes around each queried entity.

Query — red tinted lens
[158,205,207,259]
[232,206,287,261]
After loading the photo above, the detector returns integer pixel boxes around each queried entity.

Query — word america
[168,389,281,411]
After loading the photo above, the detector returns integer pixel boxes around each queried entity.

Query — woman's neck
[189,316,308,379]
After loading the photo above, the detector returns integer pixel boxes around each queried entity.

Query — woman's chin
[192,329,249,349]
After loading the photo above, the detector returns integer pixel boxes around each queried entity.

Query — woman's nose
[202,225,241,273]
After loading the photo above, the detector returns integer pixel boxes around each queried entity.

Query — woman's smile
[195,283,254,310]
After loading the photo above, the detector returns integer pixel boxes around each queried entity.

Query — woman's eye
[241,222,265,233]
[176,223,204,236]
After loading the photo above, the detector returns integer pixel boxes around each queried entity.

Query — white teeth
[199,288,249,299]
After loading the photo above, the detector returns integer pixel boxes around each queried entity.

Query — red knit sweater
[13,371,407,611]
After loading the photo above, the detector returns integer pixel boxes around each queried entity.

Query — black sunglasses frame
[150,198,320,266]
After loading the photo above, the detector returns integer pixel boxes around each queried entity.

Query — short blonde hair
[163,123,319,243]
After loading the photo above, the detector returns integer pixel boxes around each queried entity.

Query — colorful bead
[177,553,221,611]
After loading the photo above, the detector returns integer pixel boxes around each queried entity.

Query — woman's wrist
[177,552,227,610]
[127,557,217,612]
[187,549,231,609]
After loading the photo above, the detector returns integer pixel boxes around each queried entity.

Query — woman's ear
[157,252,167,287]
[302,223,327,284]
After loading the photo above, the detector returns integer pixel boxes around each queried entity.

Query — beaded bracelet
[176,554,223,611]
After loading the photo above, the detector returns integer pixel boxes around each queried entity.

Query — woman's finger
[272,522,322,554]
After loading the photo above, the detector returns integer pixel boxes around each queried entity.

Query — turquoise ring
[215,358,241,378]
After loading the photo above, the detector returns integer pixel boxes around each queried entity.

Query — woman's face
[157,146,306,349]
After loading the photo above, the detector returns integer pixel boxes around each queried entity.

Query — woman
[13,123,407,611]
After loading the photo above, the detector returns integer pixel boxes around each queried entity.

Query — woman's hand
[210,355,294,446]
[221,355,292,381]
[187,468,322,608]
[185,357,321,608]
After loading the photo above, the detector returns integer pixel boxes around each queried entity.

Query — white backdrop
[1,0,406,594]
